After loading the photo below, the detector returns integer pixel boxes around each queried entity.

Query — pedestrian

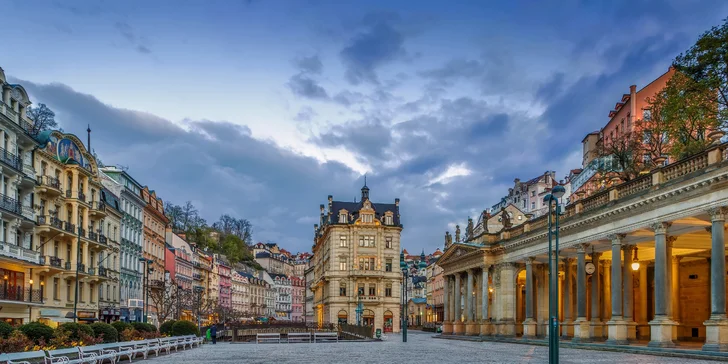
[206,327,211,343]
[211,324,218,344]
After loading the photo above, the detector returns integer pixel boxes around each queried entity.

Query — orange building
[141,186,169,325]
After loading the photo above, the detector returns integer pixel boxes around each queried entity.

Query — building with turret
[310,181,402,332]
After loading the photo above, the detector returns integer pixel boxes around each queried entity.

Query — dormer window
[384,214,393,225]
[339,213,347,223]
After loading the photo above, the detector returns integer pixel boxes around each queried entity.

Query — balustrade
[616,174,651,199]
[0,286,43,304]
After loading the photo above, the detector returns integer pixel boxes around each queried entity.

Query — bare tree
[148,279,184,323]
[26,103,58,135]
[596,130,645,182]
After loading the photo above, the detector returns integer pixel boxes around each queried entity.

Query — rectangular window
[531,202,535,210]
[53,278,60,300]
[339,257,347,271]
[357,284,365,296]
[385,237,392,249]
[339,283,346,297]
[384,215,393,225]
[385,284,392,297]
[385,258,392,272]
[339,213,347,223]
[340,236,347,247]
[368,284,376,296]
[643,109,652,121]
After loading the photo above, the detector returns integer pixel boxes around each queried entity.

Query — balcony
[193,273,203,281]
[0,286,43,305]
[99,234,108,244]
[0,193,22,217]
[90,202,107,217]
[78,191,86,203]
[0,241,40,264]
[88,231,98,242]
[0,147,23,172]
[37,176,63,196]
[63,221,75,234]
[22,163,35,179]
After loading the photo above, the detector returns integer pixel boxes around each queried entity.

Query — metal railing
[99,234,108,244]
[39,175,62,191]
[78,191,86,202]
[43,255,63,268]
[88,231,98,242]
[340,323,374,339]
[0,286,43,304]
[0,147,22,170]
[0,193,22,215]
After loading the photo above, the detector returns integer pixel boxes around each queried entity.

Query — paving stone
[144,331,716,363]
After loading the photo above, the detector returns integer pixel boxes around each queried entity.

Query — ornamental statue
[501,207,512,229]
[455,225,461,243]
[445,231,452,248]
[466,217,474,240]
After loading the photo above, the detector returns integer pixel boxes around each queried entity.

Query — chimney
[395,198,399,206]
[630,85,637,127]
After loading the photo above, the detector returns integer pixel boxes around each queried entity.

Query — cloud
[293,55,323,75]
[114,21,152,54]
[340,19,406,85]
[287,74,329,100]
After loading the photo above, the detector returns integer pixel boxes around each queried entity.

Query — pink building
[290,276,305,322]
[217,258,232,309]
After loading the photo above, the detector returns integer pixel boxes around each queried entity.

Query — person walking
[211,324,217,344]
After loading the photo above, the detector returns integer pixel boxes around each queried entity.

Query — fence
[340,323,373,339]
[227,322,339,342]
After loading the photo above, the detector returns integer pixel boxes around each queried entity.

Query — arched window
[337,310,348,325]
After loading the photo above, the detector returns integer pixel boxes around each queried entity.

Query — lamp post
[139,258,153,323]
[544,185,566,364]
[177,284,183,320]
[72,225,82,323]
[399,250,408,343]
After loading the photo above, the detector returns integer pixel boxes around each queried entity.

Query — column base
[648,316,676,348]
[572,318,591,342]
[703,316,728,352]
[606,319,629,345]
[561,320,573,338]
[523,319,538,338]
[442,322,453,335]
[496,319,516,337]
[626,320,637,340]
[465,321,479,336]
[541,320,551,337]
[589,320,603,338]
[480,321,494,336]
[453,321,465,335]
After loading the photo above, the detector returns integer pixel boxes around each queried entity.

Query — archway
[337,310,348,325]
[362,309,375,327]
[383,310,393,333]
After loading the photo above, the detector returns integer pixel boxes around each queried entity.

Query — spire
[361,175,370,201]
[87,124,91,152]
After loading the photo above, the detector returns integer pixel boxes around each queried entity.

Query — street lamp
[544,184,565,364]
[399,250,408,343]
[139,258,154,323]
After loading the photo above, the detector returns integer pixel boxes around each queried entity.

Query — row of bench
[256,332,338,344]
[0,334,204,364]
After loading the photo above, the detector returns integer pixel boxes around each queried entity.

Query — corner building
[311,183,402,333]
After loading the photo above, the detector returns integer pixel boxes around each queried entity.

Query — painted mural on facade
[44,133,92,169]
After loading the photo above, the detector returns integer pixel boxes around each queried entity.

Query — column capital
[609,233,627,245]
[673,255,682,264]
[651,221,672,234]
[708,206,728,222]
[666,236,678,245]
[525,257,535,265]
[561,257,575,264]
[621,244,636,253]
[591,252,602,260]
[576,243,589,253]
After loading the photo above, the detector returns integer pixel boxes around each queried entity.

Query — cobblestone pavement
[145,331,715,363]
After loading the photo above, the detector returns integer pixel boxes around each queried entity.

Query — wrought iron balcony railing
[0,147,22,171]
[0,286,43,304]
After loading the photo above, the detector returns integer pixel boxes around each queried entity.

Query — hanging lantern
[631,247,640,271]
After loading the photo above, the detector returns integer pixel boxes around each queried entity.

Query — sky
[2,0,726,255]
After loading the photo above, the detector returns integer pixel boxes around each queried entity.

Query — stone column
[443,276,452,334]
[672,256,681,323]
[481,267,492,336]
[648,222,675,348]
[562,257,574,338]
[523,258,537,338]
[623,244,636,340]
[590,252,602,338]
[573,244,591,342]
[467,270,474,322]
[704,207,728,351]
[498,263,517,337]
[454,273,464,334]
[607,234,628,345]
[639,262,648,339]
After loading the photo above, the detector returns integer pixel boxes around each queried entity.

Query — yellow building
[310,183,402,333]
[33,129,113,325]
[141,186,168,325]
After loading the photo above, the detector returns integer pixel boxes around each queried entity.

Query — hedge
[18,322,54,343]
[159,320,176,336]
[0,321,13,338]
[58,322,94,341]
[111,321,132,336]
[171,320,199,336]
[90,322,118,343]
[131,322,157,333]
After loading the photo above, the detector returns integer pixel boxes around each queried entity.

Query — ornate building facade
[140,186,168,325]
[438,143,728,351]
[98,188,122,323]
[310,183,402,332]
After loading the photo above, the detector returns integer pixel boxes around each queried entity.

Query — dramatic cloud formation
[5,0,727,254]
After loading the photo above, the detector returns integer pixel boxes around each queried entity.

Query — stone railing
[0,241,40,264]
[486,143,727,244]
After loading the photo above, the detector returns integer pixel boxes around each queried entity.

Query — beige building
[310,183,402,333]
[98,188,122,323]
[439,143,728,351]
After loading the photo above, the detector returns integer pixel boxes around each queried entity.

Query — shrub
[120,328,138,342]
[0,321,13,338]
[90,322,118,343]
[131,322,157,333]
[0,330,34,353]
[111,321,131,336]
[18,321,54,343]
[58,322,94,341]
[171,320,199,336]
[159,320,176,336]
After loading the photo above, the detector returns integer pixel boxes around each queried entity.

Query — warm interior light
[40,281,45,286]
[29,279,34,284]
[631,262,640,271]
[488,287,493,293]
[631,247,640,271]
[3,275,7,280]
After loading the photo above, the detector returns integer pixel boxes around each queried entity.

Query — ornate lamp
[631,248,640,271]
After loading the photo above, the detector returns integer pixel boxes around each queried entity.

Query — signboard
[375,328,382,339]
[78,311,96,319]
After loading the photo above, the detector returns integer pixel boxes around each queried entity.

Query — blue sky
[2,0,726,254]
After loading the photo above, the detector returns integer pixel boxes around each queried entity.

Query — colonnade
[441,208,728,351]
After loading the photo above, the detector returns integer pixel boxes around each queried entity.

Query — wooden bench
[256,333,281,344]
[314,332,339,343]
[286,332,311,343]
